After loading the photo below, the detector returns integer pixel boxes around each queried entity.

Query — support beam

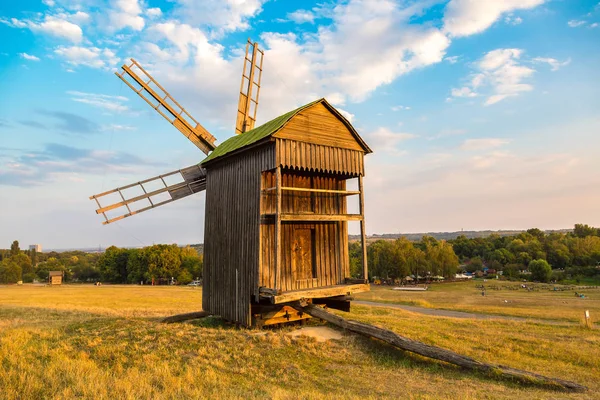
[274,166,282,292]
[264,284,369,304]
[293,303,587,393]
[161,311,210,324]
[358,175,368,281]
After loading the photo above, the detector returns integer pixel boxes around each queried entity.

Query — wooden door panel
[292,228,315,287]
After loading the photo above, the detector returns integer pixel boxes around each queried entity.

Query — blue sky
[0,0,599,249]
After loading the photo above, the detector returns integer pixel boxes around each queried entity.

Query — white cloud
[108,0,145,31]
[591,22,599,28]
[366,127,417,154]
[69,11,90,25]
[19,53,41,61]
[461,138,510,151]
[568,19,586,27]
[336,108,355,123]
[444,55,459,64]
[451,48,536,105]
[532,57,571,71]
[172,0,266,36]
[147,7,162,18]
[101,124,137,131]
[54,46,119,69]
[68,91,131,113]
[427,129,467,141]
[451,87,477,98]
[42,0,56,6]
[287,10,315,24]
[35,15,83,42]
[505,15,523,25]
[2,15,84,42]
[443,0,545,37]
[391,105,411,111]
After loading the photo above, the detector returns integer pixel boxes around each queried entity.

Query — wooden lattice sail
[90,165,206,225]
[235,39,264,135]
[116,58,217,154]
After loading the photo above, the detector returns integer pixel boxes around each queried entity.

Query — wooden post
[358,175,368,282]
[274,166,282,291]
[584,310,591,328]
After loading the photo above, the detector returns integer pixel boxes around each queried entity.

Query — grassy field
[356,281,600,323]
[1,284,599,399]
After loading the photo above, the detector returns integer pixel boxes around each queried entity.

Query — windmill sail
[116,59,217,154]
[90,165,206,225]
[235,39,264,134]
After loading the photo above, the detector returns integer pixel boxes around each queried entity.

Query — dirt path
[354,301,576,326]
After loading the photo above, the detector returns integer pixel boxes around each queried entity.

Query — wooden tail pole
[161,311,210,324]
[292,303,587,392]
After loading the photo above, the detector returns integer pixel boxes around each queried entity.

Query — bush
[22,273,37,283]
[177,269,193,285]
[529,259,552,282]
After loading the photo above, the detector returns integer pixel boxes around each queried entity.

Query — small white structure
[454,273,473,280]
[29,244,42,252]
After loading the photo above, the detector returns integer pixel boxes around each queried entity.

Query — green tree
[574,224,597,238]
[11,253,33,275]
[97,246,130,283]
[177,269,193,284]
[10,240,20,257]
[126,248,147,283]
[348,242,363,278]
[465,256,483,273]
[529,259,552,282]
[36,258,67,282]
[30,248,38,266]
[146,244,181,281]
[0,259,22,283]
[181,247,203,280]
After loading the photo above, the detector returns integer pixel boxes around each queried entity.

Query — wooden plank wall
[260,170,350,292]
[275,102,363,151]
[275,138,364,177]
[203,144,275,326]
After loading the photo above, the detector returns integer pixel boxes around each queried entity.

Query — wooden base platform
[260,283,369,304]
[252,304,312,328]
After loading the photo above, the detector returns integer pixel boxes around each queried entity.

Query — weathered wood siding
[275,139,364,176]
[203,144,275,326]
[275,102,363,151]
[259,170,350,291]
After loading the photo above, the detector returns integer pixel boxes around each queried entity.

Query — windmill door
[292,226,317,289]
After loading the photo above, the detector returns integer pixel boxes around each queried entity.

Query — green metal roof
[201,98,323,165]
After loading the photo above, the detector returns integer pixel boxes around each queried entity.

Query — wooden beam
[358,175,368,281]
[262,187,361,195]
[279,214,363,222]
[266,284,369,304]
[292,303,587,393]
[274,166,282,292]
[161,311,210,324]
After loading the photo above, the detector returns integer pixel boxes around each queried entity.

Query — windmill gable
[274,102,363,151]
[201,98,371,168]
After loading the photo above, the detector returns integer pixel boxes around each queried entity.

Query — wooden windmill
[90,39,372,327]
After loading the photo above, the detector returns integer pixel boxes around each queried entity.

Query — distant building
[29,244,42,252]
[48,271,64,285]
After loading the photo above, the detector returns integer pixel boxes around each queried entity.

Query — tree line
[2,224,598,285]
[349,224,600,283]
[0,241,202,285]
[349,236,459,281]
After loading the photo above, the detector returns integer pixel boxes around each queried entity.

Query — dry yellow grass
[1,284,599,399]
[356,281,600,323]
